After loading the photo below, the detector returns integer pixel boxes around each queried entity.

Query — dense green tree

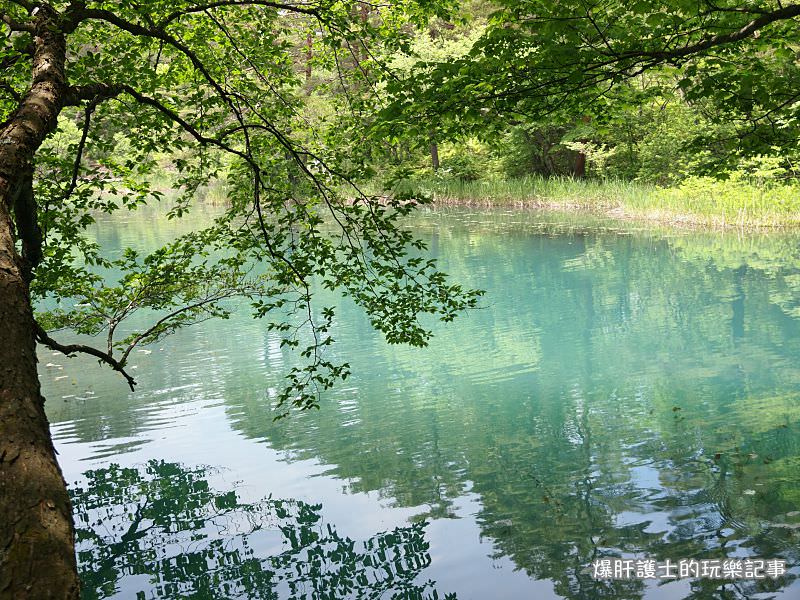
[386,1,800,126]
[0,2,478,597]
[378,1,800,182]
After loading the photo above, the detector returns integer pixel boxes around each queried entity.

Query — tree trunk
[0,7,80,598]
[0,199,79,599]
[573,152,586,178]
[430,143,440,171]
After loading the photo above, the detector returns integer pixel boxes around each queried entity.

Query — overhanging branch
[34,321,137,391]
[60,97,98,203]
[157,0,321,28]
[0,11,34,33]
[616,3,800,62]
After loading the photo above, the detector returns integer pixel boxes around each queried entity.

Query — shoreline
[386,174,800,232]
[423,193,800,232]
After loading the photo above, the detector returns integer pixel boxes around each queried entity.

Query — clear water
[41,207,800,599]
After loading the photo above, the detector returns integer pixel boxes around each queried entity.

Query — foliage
[385,170,800,228]
[369,0,800,207]
[1,1,482,415]
[392,174,652,207]
[645,175,800,227]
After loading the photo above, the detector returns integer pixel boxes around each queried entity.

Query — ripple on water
[40,208,800,599]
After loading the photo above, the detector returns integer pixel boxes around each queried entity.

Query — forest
[2,1,800,599]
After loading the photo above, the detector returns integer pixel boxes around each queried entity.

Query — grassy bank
[389,175,800,229]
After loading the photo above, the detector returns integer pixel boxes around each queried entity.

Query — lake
[41,207,800,599]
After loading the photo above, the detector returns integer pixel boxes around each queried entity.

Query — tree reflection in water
[70,460,455,600]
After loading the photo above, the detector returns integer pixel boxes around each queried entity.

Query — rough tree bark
[0,7,80,598]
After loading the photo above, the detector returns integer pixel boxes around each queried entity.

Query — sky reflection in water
[42,207,800,599]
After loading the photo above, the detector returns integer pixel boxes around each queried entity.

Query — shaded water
[41,208,800,599]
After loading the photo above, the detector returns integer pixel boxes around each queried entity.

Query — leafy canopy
[378,1,800,148]
[1,0,480,414]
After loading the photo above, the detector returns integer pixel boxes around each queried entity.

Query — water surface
[42,208,800,599]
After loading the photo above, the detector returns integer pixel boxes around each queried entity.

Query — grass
[147,167,800,230]
[387,174,800,229]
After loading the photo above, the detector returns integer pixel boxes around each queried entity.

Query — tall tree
[0,1,477,597]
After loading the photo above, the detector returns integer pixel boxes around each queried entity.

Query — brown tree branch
[0,11,34,33]
[157,0,321,28]
[69,8,247,113]
[614,3,800,62]
[60,97,98,203]
[34,321,137,391]
[117,289,246,365]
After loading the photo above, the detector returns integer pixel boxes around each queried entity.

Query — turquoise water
[41,208,800,599]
